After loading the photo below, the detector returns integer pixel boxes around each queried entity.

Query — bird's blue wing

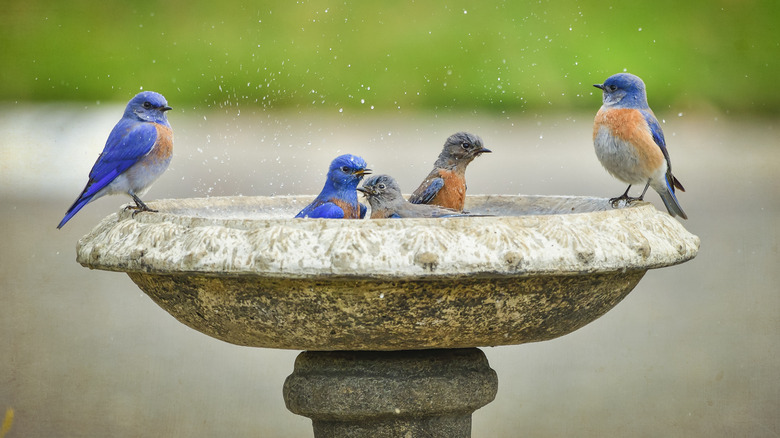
[57,120,158,228]
[83,121,158,199]
[641,109,684,192]
[305,202,345,219]
[641,109,672,164]
[409,177,444,205]
[359,203,367,219]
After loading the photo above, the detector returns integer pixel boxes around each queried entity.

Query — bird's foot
[130,205,158,218]
[609,194,643,208]
[126,197,158,217]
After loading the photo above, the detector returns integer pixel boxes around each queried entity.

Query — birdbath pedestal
[76,195,699,438]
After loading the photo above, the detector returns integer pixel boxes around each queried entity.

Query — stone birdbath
[76,194,699,438]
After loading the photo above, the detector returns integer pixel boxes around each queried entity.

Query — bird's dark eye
[341,166,350,173]
[607,85,618,92]
[378,184,385,190]
[142,102,153,109]
[461,142,472,149]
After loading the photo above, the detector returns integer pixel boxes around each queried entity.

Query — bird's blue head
[327,154,371,190]
[594,73,649,109]
[125,91,172,125]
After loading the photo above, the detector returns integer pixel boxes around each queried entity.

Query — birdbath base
[283,348,498,438]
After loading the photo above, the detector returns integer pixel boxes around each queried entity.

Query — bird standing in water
[295,154,371,219]
[359,174,465,218]
[408,132,491,212]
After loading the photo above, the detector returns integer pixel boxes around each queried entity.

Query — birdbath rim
[76,194,699,280]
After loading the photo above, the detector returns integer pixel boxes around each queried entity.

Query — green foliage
[2,0,779,112]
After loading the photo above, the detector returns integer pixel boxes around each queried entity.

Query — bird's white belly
[96,153,171,199]
[593,125,648,185]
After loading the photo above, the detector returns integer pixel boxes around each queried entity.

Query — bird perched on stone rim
[408,132,491,212]
[57,91,174,229]
[359,174,467,218]
[295,154,371,219]
[593,73,687,219]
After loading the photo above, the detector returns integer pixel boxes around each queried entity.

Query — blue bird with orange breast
[593,73,687,219]
[295,154,371,219]
[57,91,174,229]
[408,132,491,212]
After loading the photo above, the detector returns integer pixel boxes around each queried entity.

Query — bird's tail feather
[659,178,687,220]
[57,195,93,229]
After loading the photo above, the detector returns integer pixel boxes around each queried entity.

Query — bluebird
[408,132,491,212]
[593,73,687,219]
[295,154,371,219]
[57,91,173,229]
[358,174,465,218]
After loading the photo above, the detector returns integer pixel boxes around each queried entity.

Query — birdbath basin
[76,194,699,437]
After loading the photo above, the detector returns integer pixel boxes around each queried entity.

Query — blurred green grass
[2,0,779,112]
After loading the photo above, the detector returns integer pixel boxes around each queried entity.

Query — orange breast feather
[430,170,466,211]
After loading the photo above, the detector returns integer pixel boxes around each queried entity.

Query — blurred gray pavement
[1,106,778,437]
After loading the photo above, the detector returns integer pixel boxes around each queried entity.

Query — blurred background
[1,1,778,437]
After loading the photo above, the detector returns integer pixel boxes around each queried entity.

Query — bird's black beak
[357,187,370,196]
[478,147,492,154]
[161,105,173,112]
[593,84,604,90]
[355,168,372,177]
